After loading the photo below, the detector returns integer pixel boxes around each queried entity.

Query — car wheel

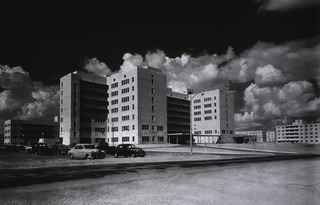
[85,154,90,159]
[114,153,118,158]
[131,153,136,157]
[69,154,74,159]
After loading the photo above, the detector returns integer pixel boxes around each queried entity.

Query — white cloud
[120,53,144,72]
[84,58,112,76]
[0,65,59,121]
[255,64,287,86]
[258,0,319,11]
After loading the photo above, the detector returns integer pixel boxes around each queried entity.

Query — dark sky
[0,0,319,129]
[1,0,318,85]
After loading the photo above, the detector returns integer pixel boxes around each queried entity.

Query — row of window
[142,125,164,131]
[194,116,217,121]
[194,109,217,115]
[193,97,217,104]
[111,77,135,89]
[194,103,217,109]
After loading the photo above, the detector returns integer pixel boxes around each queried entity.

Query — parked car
[27,143,51,155]
[68,144,105,159]
[95,142,117,155]
[114,144,146,158]
[50,144,69,155]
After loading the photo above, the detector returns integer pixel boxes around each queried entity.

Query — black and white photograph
[0,0,320,204]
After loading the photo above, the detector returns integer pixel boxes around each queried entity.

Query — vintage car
[114,144,146,158]
[26,143,51,155]
[50,144,69,155]
[68,144,105,159]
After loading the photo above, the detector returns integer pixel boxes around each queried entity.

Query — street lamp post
[112,124,114,147]
[189,91,204,155]
[253,111,256,152]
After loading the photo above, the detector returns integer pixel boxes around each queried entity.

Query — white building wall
[191,88,235,143]
[106,66,167,146]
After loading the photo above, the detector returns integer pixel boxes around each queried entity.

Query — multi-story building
[0,120,4,144]
[276,119,320,144]
[3,118,59,145]
[235,130,266,143]
[266,131,276,143]
[190,88,235,143]
[167,88,190,144]
[106,66,167,145]
[60,71,108,146]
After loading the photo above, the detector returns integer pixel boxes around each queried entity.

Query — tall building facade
[190,88,235,143]
[106,66,167,146]
[276,119,320,144]
[60,71,108,146]
[167,88,190,144]
[266,131,276,143]
[3,118,59,145]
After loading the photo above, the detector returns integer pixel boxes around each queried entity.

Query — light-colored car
[68,144,105,159]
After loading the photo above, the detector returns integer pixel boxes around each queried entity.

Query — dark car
[50,144,69,155]
[27,143,51,155]
[115,144,146,158]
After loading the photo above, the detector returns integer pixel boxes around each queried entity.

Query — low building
[4,118,59,145]
[266,131,276,143]
[276,119,320,144]
[235,130,266,143]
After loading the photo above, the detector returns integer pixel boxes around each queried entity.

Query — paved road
[1,154,319,189]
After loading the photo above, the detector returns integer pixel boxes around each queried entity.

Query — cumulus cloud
[235,81,320,130]
[120,53,144,72]
[84,58,112,76]
[0,65,59,121]
[257,0,320,11]
[254,64,287,86]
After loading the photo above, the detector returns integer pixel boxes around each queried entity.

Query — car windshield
[84,145,95,149]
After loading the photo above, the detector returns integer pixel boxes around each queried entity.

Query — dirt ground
[0,157,319,205]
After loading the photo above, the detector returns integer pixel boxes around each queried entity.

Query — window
[204,103,212,108]
[122,96,130,103]
[194,117,201,121]
[122,125,129,131]
[142,136,150,142]
[122,137,130,142]
[214,103,217,106]
[151,79,154,84]
[122,79,129,85]
[61,82,63,87]
[60,108,63,113]
[61,99,63,104]
[122,87,130,94]
[95,128,105,132]
[112,127,118,132]
[60,117,63,122]
[132,104,135,109]
[122,105,130,111]
[152,115,155,121]
[205,130,212,134]
[204,97,211,102]
[194,111,201,115]
[157,126,164,131]
[132,77,134,82]
[132,95,135,100]
[111,108,118,113]
[194,105,201,109]
[111,99,118,105]
[205,116,212,120]
[122,115,130,121]
[111,82,118,88]
[61,90,63,96]
[151,88,155,95]
[204,110,212,114]
[194,99,201,103]
[111,117,118,122]
[194,131,201,135]
[158,137,164,142]
[111,137,118,142]
[111,91,118,96]
[142,125,149,130]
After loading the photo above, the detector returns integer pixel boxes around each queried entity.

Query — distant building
[167,88,190,144]
[266,131,276,143]
[60,71,108,146]
[276,119,320,144]
[190,88,235,143]
[235,130,266,143]
[106,66,167,146]
[3,118,59,145]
